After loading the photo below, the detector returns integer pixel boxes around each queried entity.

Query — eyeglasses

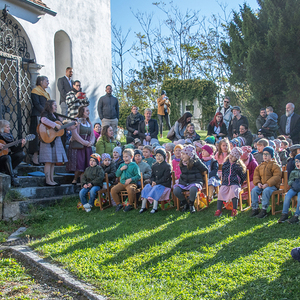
[263,152,270,156]
[224,101,229,103]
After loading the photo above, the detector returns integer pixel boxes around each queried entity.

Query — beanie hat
[269,140,275,149]
[295,154,300,161]
[182,145,196,158]
[205,136,215,145]
[241,146,252,160]
[185,139,192,144]
[194,142,202,149]
[124,144,134,149]
[202,145,213,155]
[176,139,185,145]
[134,149,143,157]
[230,138,239,147]
[156,148,166,160]
[90,153,101,164]
[174,144,183,151]
[127,136,134,144]
[152,142,161,149]
[230,147,243,160]
[237,137,246,147]
[263,146,274,158]
[101,153,111,161]
[113,147,122,157]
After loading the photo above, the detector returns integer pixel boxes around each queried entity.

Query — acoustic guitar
[0,134,36,157]
[38,121,76,144]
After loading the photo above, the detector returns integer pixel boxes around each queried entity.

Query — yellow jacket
[157,95,171,115]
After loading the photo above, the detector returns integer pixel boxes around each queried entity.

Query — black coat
[256,115,266,131]
[126,113,144,137]
[57,76,73,104]
[278,113,300,144]
[31,93,47,117]
[204,158,219,180]
[207,123,227,137]
[101,161,116,184]
[179,157,208,186]
[151,160,172,188]
[228,115,249,139]
[239,130,253,146]
[138,119,159,142]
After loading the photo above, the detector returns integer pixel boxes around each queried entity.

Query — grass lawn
[23,196,300,300]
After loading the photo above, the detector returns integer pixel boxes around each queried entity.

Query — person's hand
[76,92,81,98]
[233,133,238,138]
[262,183,269,189]
[152,181,156,187]
[55,124,61,130]
[133,130,138,135]
[83,184,88,189]
[0,143,4,150]
[21,139,26,147]
[258,183,263,189]
[87,183,92,188]
[87,142,93,147]
[121,165,128,171]
[146,135,151,141]
[125,178,132,185]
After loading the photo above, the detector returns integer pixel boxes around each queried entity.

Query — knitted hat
[237,137,246,147]
[202,145,213,155]
[185,138,192,145]
[269,140,275,149]
[101,153,111,161]
[134,149,143,157]
[291,247,300,262]
[152,142,161,149]
[113,146,122,157]
[241,146,252,160]
[263,146,274,158]
[127,136,134,144]
[295,154,300,161]
[124,144,134,149]
[194,142,202,149]
[156,148,166,160]
[230,147,243,160]
[174,144,183,151]
[205,136,215,145]
[90,153,101,164]
[182,145,196,158]
[230,138,239,147]
[176,139,185,145]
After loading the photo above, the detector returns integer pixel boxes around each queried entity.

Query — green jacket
[81,165,105,187]
[116,162,141,184]
[288,169,300,186]
[96,136,117,157]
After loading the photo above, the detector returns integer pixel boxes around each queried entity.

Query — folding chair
[271,170,288,215]
[120,173,144,209]
[238,169,251,211]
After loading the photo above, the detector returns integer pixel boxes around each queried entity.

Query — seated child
[134,149,151,184]
[269,140,281,167]
[139,149,172,214]
[205,136,215,145]
[253,138,269,165]
[281,140,290,157]
[184,123,201,142]
[201,145,221,201]
[278,154,300,224]
[172,144,183,182]
[79,154,104,212]
[165,143,175,159]
[113,147,124,169]
[194,141,204,158]
[251,146,282,218]
[101,153,116,188]
[173,145,208,213]
[287,145,300,177]
[111,148,141,212]
[134,138,142,149]
[274,139,287,166]
[142,145,156,166]
[215,147,247,217]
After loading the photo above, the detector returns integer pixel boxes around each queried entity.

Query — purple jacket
[246,154,258,182]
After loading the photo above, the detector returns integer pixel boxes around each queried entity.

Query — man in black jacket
[97,85,119,138]
[57,67,73,115]
[228,106,249,140]
[256,108,266,131]
[278,103,300,144]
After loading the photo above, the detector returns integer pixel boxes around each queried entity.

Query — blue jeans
[251,186,277,210]
[79,186,101,206]
[282,189,300,215]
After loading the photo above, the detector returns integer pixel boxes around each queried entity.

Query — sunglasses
[224,101,229,103]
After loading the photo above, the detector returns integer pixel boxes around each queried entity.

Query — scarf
[0,132,14,143]
[32,85,51,100]
[94,130,100,141]
[202,155,213,161]
[174,157,181,162]
[129,112,142,125]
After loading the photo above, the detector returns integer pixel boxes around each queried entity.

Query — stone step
[16,164,68,176]
[17,175,74,187]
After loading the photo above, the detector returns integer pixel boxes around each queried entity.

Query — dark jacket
[114,158,124,170]
[31,93,47,117]
[287,157,295,178]
[138,119,159,142]
[151,160,172,188]
[101,161,117,184]
[179,157,208,186]
[97,93,119,120]
[239,130,253,146]
[207,123,227,138]
[221,160,247,187]
[0,132,23,153]
[278,113,300,144]
[208,158,219,180]
[57,76,73,104]
[81,165,105,187]
[126,113,144,137]
[256,115,266,131]
[228,115,249,139]
[184,132,201,142]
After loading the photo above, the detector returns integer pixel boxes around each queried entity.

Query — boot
[4,156,20,187]
[189,201,196,213]
[181,202,190,212]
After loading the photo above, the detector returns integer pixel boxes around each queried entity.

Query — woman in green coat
[96,125,117,157]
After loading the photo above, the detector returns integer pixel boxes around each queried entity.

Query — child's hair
[281,140,289,147]
[290,149,297,158]
[94,122,101,128]
[165,143,175,152]
[277,135,286,141]
[210,145,217,154]
[184,123,195,136]
[257,138,268,147]
[224,155,247,173]
[266,106,273,112]
[143,145,153,153]
[180,156,195,170]
[123,148,134,157]
[216,138,230,158]
[166,151,172,166]
[286,138,293,147]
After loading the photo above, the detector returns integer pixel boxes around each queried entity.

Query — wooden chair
[88,173,112,210]
[171,171,181,211]
[238,169,251,211]
[159,172,176,210]
[215,164,223,195]
[271,170,288,215]
[120,173,144,209]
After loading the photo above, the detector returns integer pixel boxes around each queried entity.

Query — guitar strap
[55,113,77,121]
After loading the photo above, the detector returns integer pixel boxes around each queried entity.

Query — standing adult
[126,105,144,143]
[66,80,89,119]
[138,108,159,145]
[57,67,73,116]
[256,108,266,131]
[239,124,253,146]
[96,125,117,157]
[157,90,171,138]
[97,85,119,138]
[215,96,233,129]
[228,106,249,139]
[29,76,50,165]
[66,106,95,185]
[207,112,227,140]
[173,112,193,141]
[278,103,300,144]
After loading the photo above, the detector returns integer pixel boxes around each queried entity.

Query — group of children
[78,133,300,224]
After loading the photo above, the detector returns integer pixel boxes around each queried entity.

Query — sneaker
[150,208,158,214]
[115,203,123,212]
[139,208,147,214]
[214,209,222,217]
[231,209,237,217]
[124,205,133,212]
[83,203,91,210]
[257,209,267,218]
[250,209,260,217]
[189,205,196,213]
[85,207,91,212]
[278,214,289,223]
[288,215,299,224]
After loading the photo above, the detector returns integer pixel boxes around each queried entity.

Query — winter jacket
[174,121,187,141]
[256,115,266,131]
[274,152,282,168]
[245,154,258,181]
[207,123,227,138]
[96,136,117,157]
[179,157,208,186]
[81,165,105,187]
[116,162,141,184]
[279,150,288,166]
[287,157,295,178]
[221,160,247,187]
[239,130,253,146]
[215,105,233,129]
[137,161,152,180]
[172,159,181,180]
[31,93,47,117]
[101,162,117,184]
[138,119,159,143]
[114,158,124,170]
[151,160,172,188]
[228,115,249,139]
[201,158,219,180]
[157,95,171,115]
[253,160,282,189]
[97,93,119,120]
[126,112,144,137]
[288,169,300,186]
[262,112,278,130]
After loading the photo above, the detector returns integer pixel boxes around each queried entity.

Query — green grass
[23,197,300,300]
